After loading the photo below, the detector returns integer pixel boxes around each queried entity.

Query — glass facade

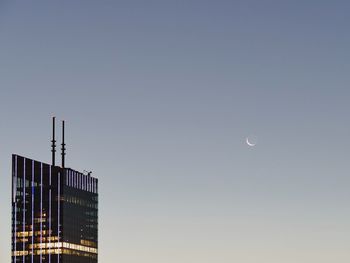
[12,155,98,263]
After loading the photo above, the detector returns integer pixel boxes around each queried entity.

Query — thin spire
[51,117,56,166]
[61,120,66,168]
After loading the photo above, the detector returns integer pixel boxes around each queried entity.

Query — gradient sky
[1,1,350,262]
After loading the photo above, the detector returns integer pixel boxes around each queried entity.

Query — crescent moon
[246,137,256,147]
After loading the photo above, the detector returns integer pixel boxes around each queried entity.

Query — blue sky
[1,1,350,262]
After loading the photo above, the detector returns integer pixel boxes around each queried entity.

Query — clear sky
[1,1,350,262]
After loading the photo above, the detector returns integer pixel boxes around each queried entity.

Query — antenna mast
[61,120,66,168]
[51,117,56,166]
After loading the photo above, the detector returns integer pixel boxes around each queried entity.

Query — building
[12,118,98,263]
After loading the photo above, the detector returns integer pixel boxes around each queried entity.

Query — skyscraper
[12,118,98,263]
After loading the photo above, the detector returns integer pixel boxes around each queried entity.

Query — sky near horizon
[1,1,350,262]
